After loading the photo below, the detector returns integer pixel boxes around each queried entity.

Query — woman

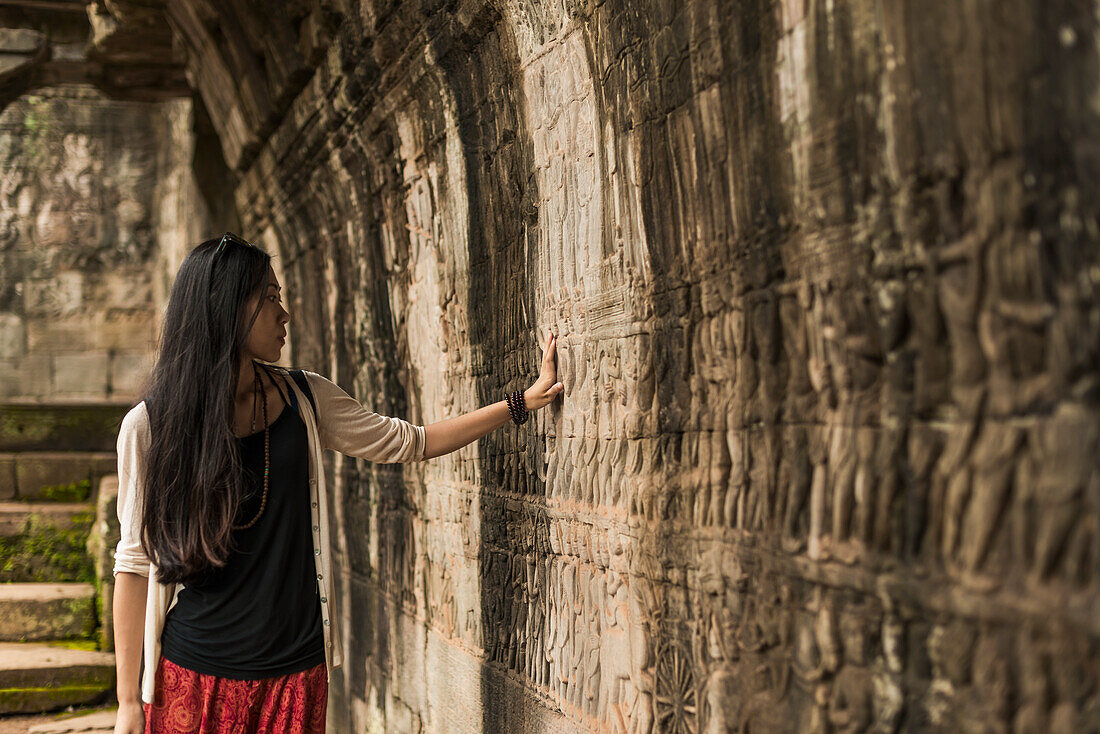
[112,233,563,733]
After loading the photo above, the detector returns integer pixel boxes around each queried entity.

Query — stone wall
[90,0,1100,731]
[0,85,213,403]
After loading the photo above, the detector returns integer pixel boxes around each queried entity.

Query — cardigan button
[312,502,318,508]
[315,549,321,555]
[317,573,323,580]
[320,596,327,603]
[323,619,330,626]
[313,525,319,531]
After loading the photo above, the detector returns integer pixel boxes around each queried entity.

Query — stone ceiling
[0,0,342,171]
[0,1,185,108]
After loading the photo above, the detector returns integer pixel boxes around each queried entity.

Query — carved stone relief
[13,0,1091,730]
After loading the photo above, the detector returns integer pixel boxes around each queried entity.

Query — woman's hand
[524,331,565,411]
[423,330,563,458]
[114,700,145,733]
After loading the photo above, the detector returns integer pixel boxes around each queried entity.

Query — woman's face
[241,264,290,363]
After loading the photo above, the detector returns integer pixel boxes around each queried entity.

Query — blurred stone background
[1,87,167,401]
[3,0,1100,732]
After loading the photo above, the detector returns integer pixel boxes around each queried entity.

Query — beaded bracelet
[506,389,529,425]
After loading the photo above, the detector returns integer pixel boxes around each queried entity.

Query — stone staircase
[0,402,129,723]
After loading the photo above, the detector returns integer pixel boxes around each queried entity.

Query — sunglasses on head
[213,231,258,255]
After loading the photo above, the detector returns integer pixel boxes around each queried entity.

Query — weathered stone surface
[0,498,96,584]
[0,455,13,500]
[0,583,97,642]
[107,352,153,396]
[8,0,1100,731]
[0,405,127,453]
[51,353,109,400]
[0,313,25,359]
[0,2,186,111]
[6,355,52,398]
[90,474,118,652]
[0,642,114,715]
[0,502,96,537]
[27,708,117,733]
[0,85,163,401]
[11,453,114,501]
[223,0,1100,731]
[0,28,45,56]
[25,311,156,354]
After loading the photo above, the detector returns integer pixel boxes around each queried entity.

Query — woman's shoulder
[262,364,325,385]
[259,363,314,385]
[121,400,149,430]
[259,364,330,403]
[118,400,151,446]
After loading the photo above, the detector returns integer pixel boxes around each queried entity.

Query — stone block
[0,403,127,452]
[0,501,94,537]
[0,359,19,400]
[97,309,156,351]
[0,313,25,359]
[0,642,115,714]
[90,455,117,487]
[89,476,119,575]
[0,28,44,54]
[27,708,119,732]
[0,455,13,499]
[14,452,115,501]
[53,352,109,398]
[27,311,155,354]
[98,580,114,653]
[25,315,97,353]
[86,270,153,310]
[109,351,154,397]
[14,354,51,398]
[0,502,95,584]
[22,272,83,318]
[92,474,119,652]
[0,584,97,642]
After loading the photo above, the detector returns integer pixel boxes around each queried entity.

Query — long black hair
[139,235,272,585]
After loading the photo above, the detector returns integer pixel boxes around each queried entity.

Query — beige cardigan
[112,367,426,705]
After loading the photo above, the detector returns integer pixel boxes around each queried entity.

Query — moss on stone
[0,683,112,715]
[43,639,100,652]
[0,404,127,452]
[91,575,104,646]
[58,597,98,640]
[0,512,95,583]
[40,478,93,502]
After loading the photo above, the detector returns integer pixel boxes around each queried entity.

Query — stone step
[0,503,97,538]
[0,502,97,584]
[0,403,129,453]
[28,707,118,732]
[0,583,97,642]
[0,642,115,715]
[0,452,116,502]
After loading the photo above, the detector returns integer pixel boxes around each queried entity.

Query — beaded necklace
[232,366,270,530]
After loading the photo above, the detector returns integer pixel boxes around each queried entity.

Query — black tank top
[160,382,326,679]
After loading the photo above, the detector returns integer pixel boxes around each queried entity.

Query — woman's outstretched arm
[422,331,563,460]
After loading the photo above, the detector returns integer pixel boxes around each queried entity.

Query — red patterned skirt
[143,655,328,733]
